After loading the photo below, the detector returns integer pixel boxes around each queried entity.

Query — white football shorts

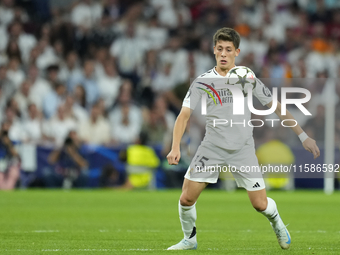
[184,139,265,191]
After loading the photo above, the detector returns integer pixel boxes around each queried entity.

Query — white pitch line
[33,230,60,233]
[125,229,161,232]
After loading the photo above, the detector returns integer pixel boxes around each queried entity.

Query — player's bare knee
[180,194,196,206]
[252,200,267,211]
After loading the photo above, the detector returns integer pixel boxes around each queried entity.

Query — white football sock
[179,201,197,242]
[260,197,285,229]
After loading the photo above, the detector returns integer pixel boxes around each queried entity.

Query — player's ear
[235,48,240,56]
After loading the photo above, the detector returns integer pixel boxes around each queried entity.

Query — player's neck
[215,65,236,77]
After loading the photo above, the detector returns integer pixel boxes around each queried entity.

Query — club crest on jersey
[261,83,272,97]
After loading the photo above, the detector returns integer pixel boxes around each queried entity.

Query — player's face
[213,40,240,71]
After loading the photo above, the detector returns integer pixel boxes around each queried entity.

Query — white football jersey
[183,66,273,150]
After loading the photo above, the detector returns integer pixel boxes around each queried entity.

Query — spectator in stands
[151,62,176,94]
[96,98,106,117]
[263,11,286,44]
[8,21,37,63]
[0,86,5,123]
[90,14,116,48]
[93,47,107,78]
[68,59,99,107]
[268,52,287,82]
[110,22,149,86]
[36,38,59,71]
[97,60,122,110]
[145,15,168,50]
[27,65,51,109]
[160,36,188,85]
[3,105,23,141]
[102,0,121,24]
[0,0,15,27]
[71,0,102,30]
[63,95,89,123]
[109,80,142,145]
[5,40,22,63]
[53,40,65,61]
[140,50,158,86]
[6,57,24,89]
[58,51,82,83]
[78,102,110,145]
[45,65,60,87]
[21,103,42,143]
[13,80,33,117]
[291,58,308,78]
[6,97,21,118]
[42,82,66,119]
[0,65,15,102]
[73,85,87,110]
[194,38,215,76]
[39,23,52,44]
[195,10,222,41]
[0,121,21,190]
[163,64,196,114]
[138,50,159,106]
[142,95,175,147]
[26,45,40,67]
[42,104,78,146]
[154,0,191,29]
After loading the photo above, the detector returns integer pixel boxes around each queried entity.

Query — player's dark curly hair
[213,27,240,49]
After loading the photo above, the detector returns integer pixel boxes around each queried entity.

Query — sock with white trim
[260,197,285,229]
[179,201,197,242]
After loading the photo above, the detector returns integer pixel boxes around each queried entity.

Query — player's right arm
[167,74,204,165]
[167,106,191,165]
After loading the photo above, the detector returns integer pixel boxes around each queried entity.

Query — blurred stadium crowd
[0,0,340,180]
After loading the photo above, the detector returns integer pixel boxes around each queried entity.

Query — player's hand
[167,149,181,165]
[302,137,320,159]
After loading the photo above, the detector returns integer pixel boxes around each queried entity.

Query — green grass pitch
[0,189,339,254]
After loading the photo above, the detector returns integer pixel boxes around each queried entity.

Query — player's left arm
[267,101,320,159]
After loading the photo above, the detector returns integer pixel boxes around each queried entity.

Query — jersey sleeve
[253,78,273,106]
[182,78,204,110]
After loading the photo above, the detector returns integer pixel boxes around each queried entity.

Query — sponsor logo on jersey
[196,82,223,106]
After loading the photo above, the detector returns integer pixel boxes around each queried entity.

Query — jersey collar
[213,65,237,77]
